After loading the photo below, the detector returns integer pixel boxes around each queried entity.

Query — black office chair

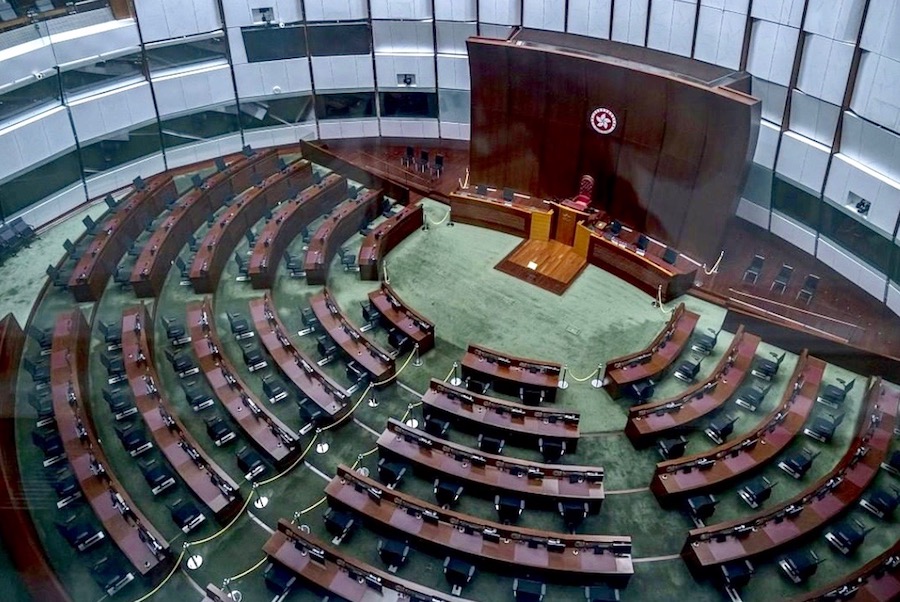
[261,374,288,404]
[297,399,325,432]
[804,412,844,443]
[377,458,407,488]
[165,348,198,378]
[115,422,152,457]
[103,387,137,420]
[63,238,82,261]
[751,352,785,380]
[465,377,490,395]
[323,507,355,543]
[434,478,464,508]
[705,413,737,444]
[443,556,476,596]
[513,578,547,602]
[228,312,253,339]
[478,433,505,454]
[378,538,410,573]
[90,556,134,596]
[778,447,819,479]
[418,150,430,173]
[778,549,821,584]
[742,254,765,284]
[585,585,621,601]
[738,476,775,509]
[138,458,175,495]
[825,518,872,555]
[163,316,189,346]
[691,328,720,355]
[262,562,296,595]
[32,426,64,464]
[770,264,794,294]
[401,145,414,168]
[818,378,855,408]
[860,487,900,520]
[674,358,702,383]
[495,494,525,524]
[100,352,126,385]
[797,274,820,305]
[241,343,267,372]
[502,187,515,203]
[881,450,900,476]
[432,154,444,178]
[234,252,249,280]
[206,415,236,446]
[27,325,52,353]
[182,379,214,412]
[236,446,266,480]
[734,383,771,412]
[559,501,590,532]
[687,494,718,522]
[169,498,205,534]
[657,436,687,460]
[55,510,104,552]
[46,264,69,289]
[539,437,566,462]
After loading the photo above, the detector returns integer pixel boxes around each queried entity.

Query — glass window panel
[819,201,893,273]
[379,91,438,118]
[146,35,228,73]
[0,75,61,124]
[771,175,821,231]
[438,88,470,122]
[239,94,314,129]
[890,243,900,284]
[79,122,162,176]
[307,23,371,56]
[0,150,82,220]
[241,24,308,62]
[314,92,376,120]
[743,163,773,208]
[60,50,144,98]
[158,104,240,151]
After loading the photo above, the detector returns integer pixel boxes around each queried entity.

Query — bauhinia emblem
[590,108,617,134]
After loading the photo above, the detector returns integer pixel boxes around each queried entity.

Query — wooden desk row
[327,465,633,585]
[682,378,899,577]
[121,305,242,522]
[263,519,475,602]
[575,222,697,303]
[358,202,424,281]
[421,378,581,451]
[310,290,395,384]
[605,303,700,399]
[625,326,760,446]
[796,540,900,602]
[50,310,171,576]
[461,343,562,402]
[449,188,552,240]
[187,299,300,470]
[249,294,348,420]
[650,351,826,504]
[69,176,177,302]
[304,189,382,285]
[131,149,280,297]
[378,418,604,511]
[190,159,314,294]
[248,173,348,289]
[367,283,435,354]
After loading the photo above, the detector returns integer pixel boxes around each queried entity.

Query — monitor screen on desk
[637,235,649,251]
[662,247,678,265]
[502,187,514,202]
[476,185,487,196]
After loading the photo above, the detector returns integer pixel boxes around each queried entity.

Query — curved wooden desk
[51,310,171,576]
[69,176,177,302]
[358,202,424,280]
[304,189,382,285]
[248,173,348,289]
[625,326,760,447]
[367,283,435,354]
[187,299,299,469]
[794,540,900,602]
[449,188,552,240]
[121,304,242,522]
[421,378,580,451]
[327,465,632,585]
[189,159,313,294]
[130,149,280,297]
[461,343,562,402]
[310,289,395,384]
[264,519,475,602]
[378,418,604,511]
[249,294,348,420]
[605,303,699,399]
[681,378,899,577]
[650,351,826,505]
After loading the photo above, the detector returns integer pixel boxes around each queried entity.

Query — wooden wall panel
[468,37,760,262]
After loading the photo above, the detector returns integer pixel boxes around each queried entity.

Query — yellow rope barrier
[443,365,455,382]
[426,208,450,226]
[224,555,268,583]
[130,548,186,602]
[257,433,320,486]
[187,490,257,547]
[567,366,600,383]
[703,250,724,276]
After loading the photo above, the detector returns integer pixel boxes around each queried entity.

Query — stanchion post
[413,343,423,367]
[449,361,462,386]
[590,363,605,389]
[557,364,569,389]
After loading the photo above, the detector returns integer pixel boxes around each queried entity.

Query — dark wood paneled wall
[468,37,760,262]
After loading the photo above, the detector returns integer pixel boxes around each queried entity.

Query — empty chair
[388,328,411,351]
[770,264,794,294]
[27,325,52,353]
[742,254,765,284]
[825,518,872,555]
[10,217,36,244]
[115,422,152,457]
[519,387,545,406]
[206,415,236,446]
[539,437,566,462]
[163,316,190,346]
[377,458,407,488]
[182,379,214,412]
[53,468,82,507]
[719,560,754,594]
[751,352,785,380]
[262,562,296,595]
[241,343,267,372]
[82,215,98,235]
[127,242,142,257]
[797,274,820,305]
[56,510,104,552]
[625,379,654,402]
[317,335,337,358]
[495,494,525,524]
[691,328,720,355]
[100,352,126,385]
[687,494,718,522]
[165,348,198,378]
[705,413,738,444]
[27,391,54,427]
[113,266,131,288]
[300,306,318,331]
[245,230,257,246]
[32,426,64,465]
[882,450,900,476]
[738,476,776,509]
[90,556,134,596]
[514,578,546,602]
[261,374,288,403]
[804,412,844,443]
[657,436,688,460]
[341,251,358,272]
[174,256,191,283]
[378,538,410,573]
[418,150,430,173]
[860,487,900,519]
[228,312,253,339]
[234,252,249,280]
[103,387,137,420]
[297,399,325,433]
[818,378,855,408]
[478,433,505,454]
[98,320,122,350]
[345,361,370,389]
[23,356,50,388]
[735,383,772,412]
[424,416,450,438]
[674,358,702,383]
[434,478,464,508]
[778,447,819,479]
[283,251,304,276]
[585,585,622,601]
[779,549,821,584]
[443,556,475,596]
[465,377,489,394]
[401,145,414,168]
[138,458,176,495]
[236,446,266,480]
[559,501,590,532]
[323,507,355,544]
[46,264,69,289]
[169,498,205,533]
[188,235,200,253]
[63,239,82,261]
[432,154,444,178]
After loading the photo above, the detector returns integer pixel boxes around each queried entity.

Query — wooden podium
[551,202,590,247]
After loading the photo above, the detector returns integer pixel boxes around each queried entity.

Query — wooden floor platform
[495,239,587,295]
